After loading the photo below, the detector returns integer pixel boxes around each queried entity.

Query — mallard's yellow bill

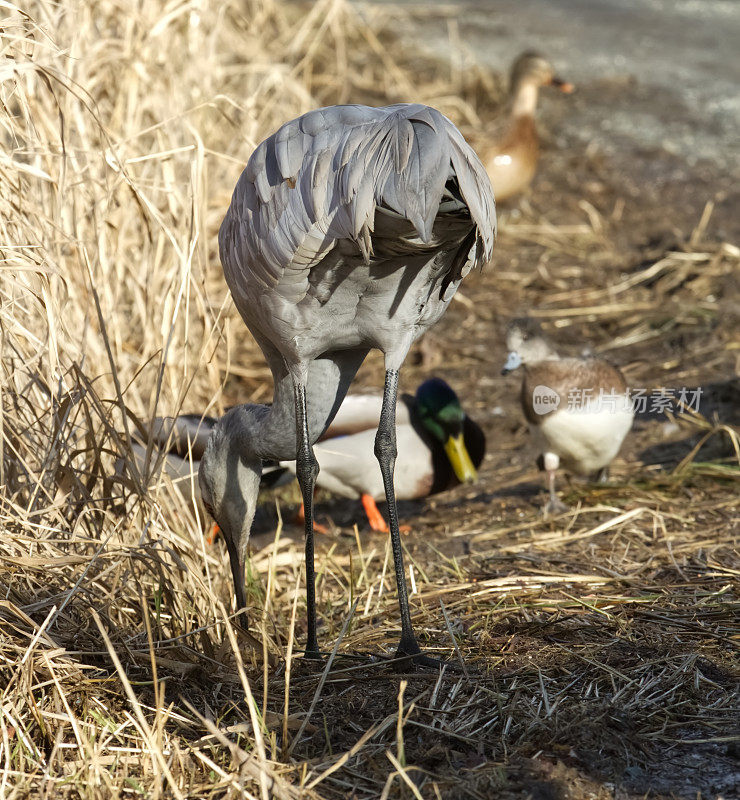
[444,433,477,483]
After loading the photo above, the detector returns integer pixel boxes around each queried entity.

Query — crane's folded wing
[219,104,495,306]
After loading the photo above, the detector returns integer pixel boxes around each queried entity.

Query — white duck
[122,378,484,533]
[502,317,633,513]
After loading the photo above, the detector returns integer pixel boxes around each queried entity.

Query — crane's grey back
[219,104,496,310]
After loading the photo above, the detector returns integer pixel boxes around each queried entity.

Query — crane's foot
[302,642,323,662]
[303,652,323,664]
[394,634,454,671]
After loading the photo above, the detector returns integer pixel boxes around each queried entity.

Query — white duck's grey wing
[116,441,201,507]
[219,104,496,306]
[144,414,218,460]
[318,392,412,440]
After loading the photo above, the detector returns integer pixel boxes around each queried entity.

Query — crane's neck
[201,346,371,585]
[238,347,372,463]
[201,345,376,616]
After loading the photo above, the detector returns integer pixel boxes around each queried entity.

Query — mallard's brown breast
[483,115,539,202]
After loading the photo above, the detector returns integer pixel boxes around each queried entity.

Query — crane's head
[198,406,263,611]
[414,378,484,484]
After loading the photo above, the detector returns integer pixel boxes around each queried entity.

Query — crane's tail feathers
[220,104,496,301]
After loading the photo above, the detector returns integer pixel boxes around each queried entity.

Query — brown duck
[481,52,573,202]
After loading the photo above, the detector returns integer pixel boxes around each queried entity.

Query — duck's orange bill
[551,76,574,93]
[444,433,478,483]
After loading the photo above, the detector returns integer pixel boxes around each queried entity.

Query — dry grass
[1,1,738,798]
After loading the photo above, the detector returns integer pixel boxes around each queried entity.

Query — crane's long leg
[293,380,321,659]
[374,369,422,658]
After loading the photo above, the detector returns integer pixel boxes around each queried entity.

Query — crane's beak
[444,433,478,483]
[551,76,574,93]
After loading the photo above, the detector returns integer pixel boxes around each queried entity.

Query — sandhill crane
[199,103,495,663]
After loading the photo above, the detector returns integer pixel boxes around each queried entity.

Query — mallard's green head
[415,378,479,483]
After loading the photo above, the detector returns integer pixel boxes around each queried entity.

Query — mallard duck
[123,378,485,533]
[283,377,485,532]
[481,51,573,202]
[502,318,633,513]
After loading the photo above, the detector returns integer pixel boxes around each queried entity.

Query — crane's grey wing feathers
[219,104,495,305]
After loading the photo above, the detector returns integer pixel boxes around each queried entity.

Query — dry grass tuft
[1,1,737,798]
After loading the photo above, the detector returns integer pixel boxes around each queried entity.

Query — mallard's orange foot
[294,503,331,535]
[360,493,410,534]
[361,493,388,531]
